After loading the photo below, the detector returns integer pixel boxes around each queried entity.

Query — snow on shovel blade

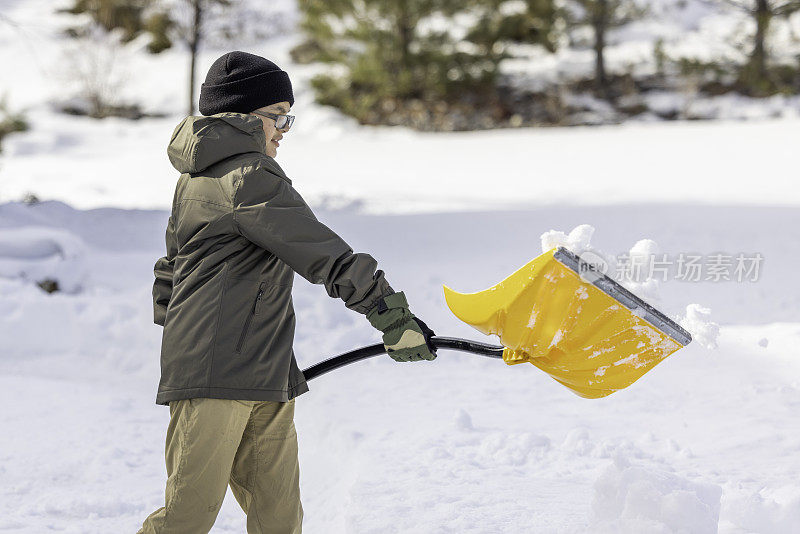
[443,247,692,399]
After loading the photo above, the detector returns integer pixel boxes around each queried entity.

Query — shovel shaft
[301,336,503,382]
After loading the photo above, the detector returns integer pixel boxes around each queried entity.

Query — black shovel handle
[301,336,504,382]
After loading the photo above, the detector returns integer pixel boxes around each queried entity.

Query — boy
[138,51,436,534]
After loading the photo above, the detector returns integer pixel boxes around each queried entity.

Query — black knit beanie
[198,51,294,116]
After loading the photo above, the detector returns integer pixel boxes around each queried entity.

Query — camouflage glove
[366,291,437,362]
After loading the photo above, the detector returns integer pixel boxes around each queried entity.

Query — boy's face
[250,101,291,158]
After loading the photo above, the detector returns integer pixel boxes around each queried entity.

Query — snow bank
[592,455,722,534]
[0,226,88,293]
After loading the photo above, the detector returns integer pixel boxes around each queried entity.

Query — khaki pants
[138,398,303,534]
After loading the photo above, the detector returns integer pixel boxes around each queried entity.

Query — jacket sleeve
[232,163,393,314]
[152,207,178,326]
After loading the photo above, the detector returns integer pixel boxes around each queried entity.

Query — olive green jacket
[152,112,393,405]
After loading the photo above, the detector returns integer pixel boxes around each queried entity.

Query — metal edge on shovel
[553,247,692,346]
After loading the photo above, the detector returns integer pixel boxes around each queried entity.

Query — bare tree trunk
[397,0,411,67]
[396,0,414,97]
[188,0,203,116]
[592,0,609,99]
[750,0,770,82]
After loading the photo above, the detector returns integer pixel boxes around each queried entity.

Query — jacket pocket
[235,281,266,354]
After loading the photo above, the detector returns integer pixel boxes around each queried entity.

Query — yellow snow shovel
[443,247,692,398]
[302,247,690,399]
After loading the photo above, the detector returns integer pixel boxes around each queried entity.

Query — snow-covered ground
[1,200,798,533]
[2,0,800,532]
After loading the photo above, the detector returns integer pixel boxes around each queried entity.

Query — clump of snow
[526,308,539,328]
[592,455,722,534]
[540,224,595,255]
[758,337,769,348]
[478,431,551,466]
[453,408,473,431]
[540,224,618,281]
[620,239,662,305]
[679,304,720,349]
[0,227,88,293]
[549,328,564,348]
[628,239,659,263]
[721,487,800,533]
[562,427,594,456]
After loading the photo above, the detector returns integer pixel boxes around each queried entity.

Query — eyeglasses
[252,110,295,131]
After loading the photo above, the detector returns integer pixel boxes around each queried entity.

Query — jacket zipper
[235,283,265,354]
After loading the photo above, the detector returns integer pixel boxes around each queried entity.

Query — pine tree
[716,0,800,95]
[59,0,172,52]
[300,0,492,105]
[0,95,28,155]
[60,0,243,115]
[467,0,559,54]
[295,0,558,129]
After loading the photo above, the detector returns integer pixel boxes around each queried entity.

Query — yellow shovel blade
[443,247,691,399]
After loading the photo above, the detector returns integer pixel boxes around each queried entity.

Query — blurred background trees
[57,0,267,116]
[60,0,174,52]
[563,0,646,100]
[716,0,800,95]
[293,0,559,129]
[0,96,28,155]
[160,0,233,116]
[51,0,800,128]
[56,0,169,118]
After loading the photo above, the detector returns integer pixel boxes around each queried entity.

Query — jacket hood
[167,112,267,174]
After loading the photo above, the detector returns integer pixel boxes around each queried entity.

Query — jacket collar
[167,113,291,183]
